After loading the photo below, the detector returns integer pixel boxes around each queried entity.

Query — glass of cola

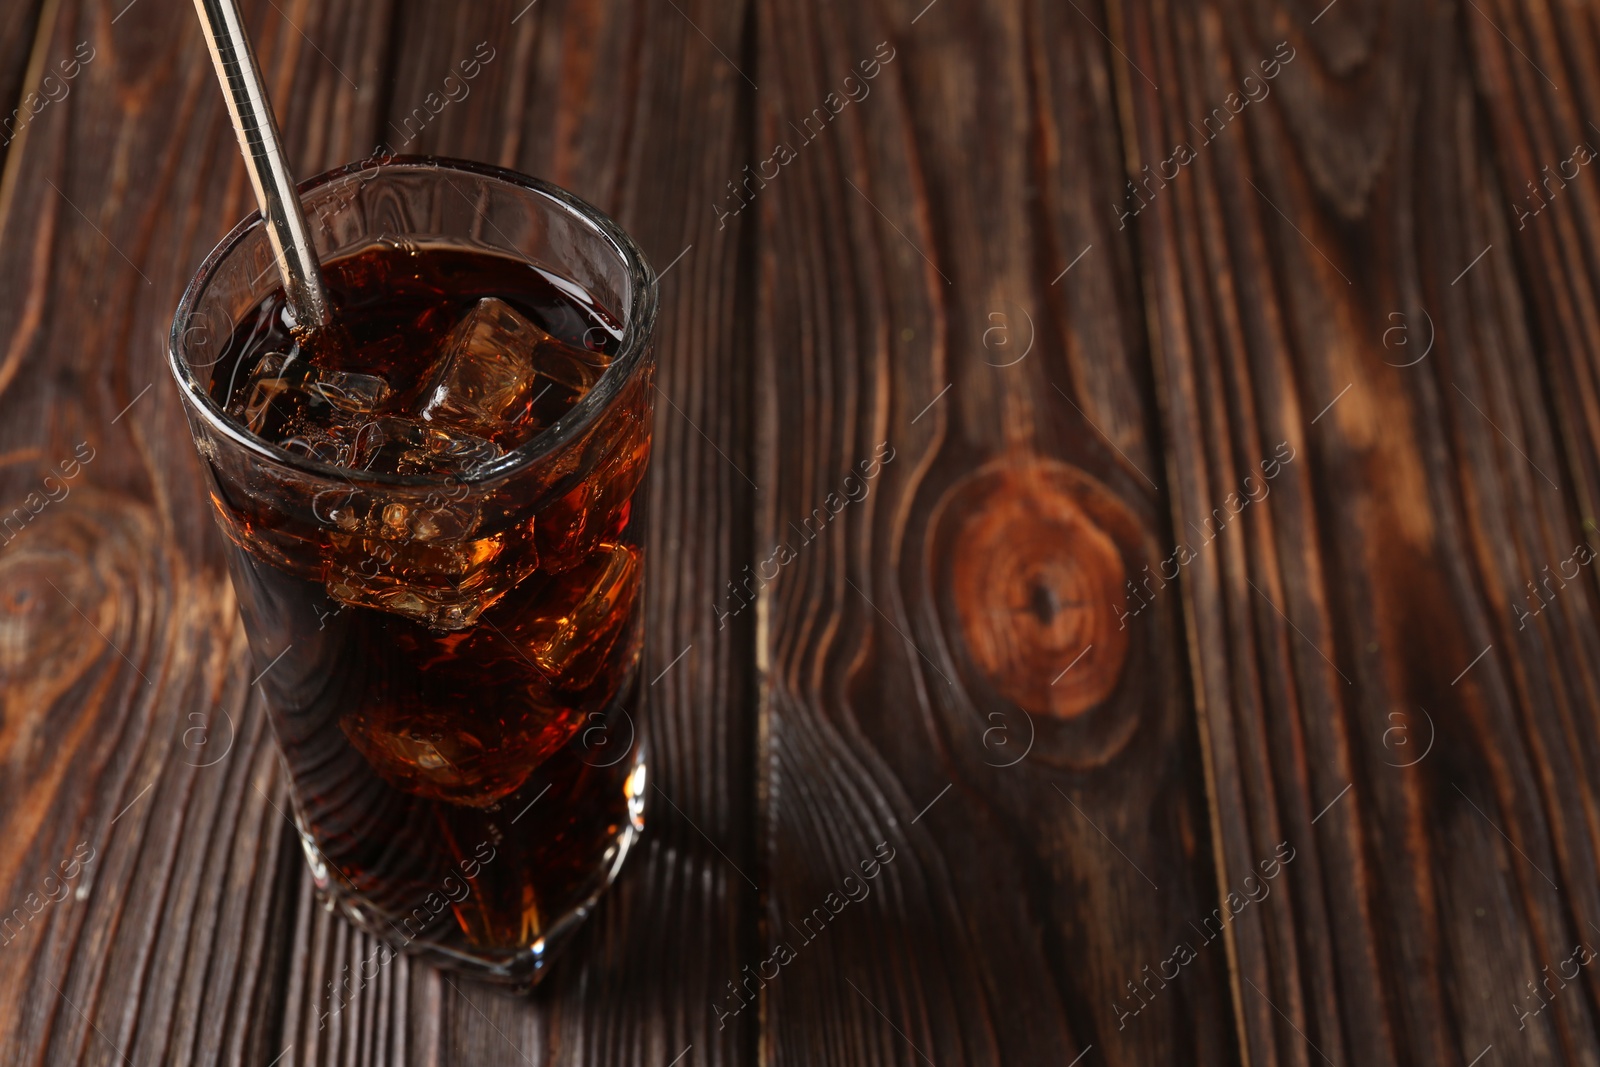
[167,157,657,987]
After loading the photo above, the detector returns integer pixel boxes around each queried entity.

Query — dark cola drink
[204,242,652,980]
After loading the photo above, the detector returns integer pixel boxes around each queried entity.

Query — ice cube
[325,545,486,631]
[323,525,535,631]
[279,428,355,466]
[306,368,393,413]
[230,351,392,438]
[349,416,503,476]
[418,297,608,436]
[506,541,641,690]
[321,493,541,627]
[534,481,593,574]
[337,685,582,807]
[336,709,516,805]
[534,406,650,572]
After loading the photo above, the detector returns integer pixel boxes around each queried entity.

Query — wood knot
[0,495,162,706]
[939,461,1131,719]
[0,539,97,683]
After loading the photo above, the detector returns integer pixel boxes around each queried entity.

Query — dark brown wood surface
[1113,1,1600,1063]
[2,0,1598,1063]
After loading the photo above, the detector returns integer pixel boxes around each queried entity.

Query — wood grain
[1111,0,1600,1062]
[0,0,48,178]
[0,0,390,1063]
[749,0,1235,1063]
[8,0,1600,1062]
[1469,0,1600,552]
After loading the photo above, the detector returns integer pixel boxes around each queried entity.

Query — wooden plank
[749,0,1238,1063]
[1465,4,1600,636]
[0,0,391,1063]
[1461,4,1600,1056]
[273,1,764,1064]
[1111,0,1600,1062]
[0,0,49,178]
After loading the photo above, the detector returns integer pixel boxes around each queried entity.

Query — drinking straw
[192,0,332,329]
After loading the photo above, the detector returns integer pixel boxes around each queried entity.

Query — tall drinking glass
[167,158,657,988]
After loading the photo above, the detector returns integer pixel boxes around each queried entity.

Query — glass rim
[166,155,659,490]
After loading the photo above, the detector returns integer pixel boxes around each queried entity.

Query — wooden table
[3,0,1598,1062]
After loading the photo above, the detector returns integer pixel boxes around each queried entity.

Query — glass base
[296,753,647,991]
